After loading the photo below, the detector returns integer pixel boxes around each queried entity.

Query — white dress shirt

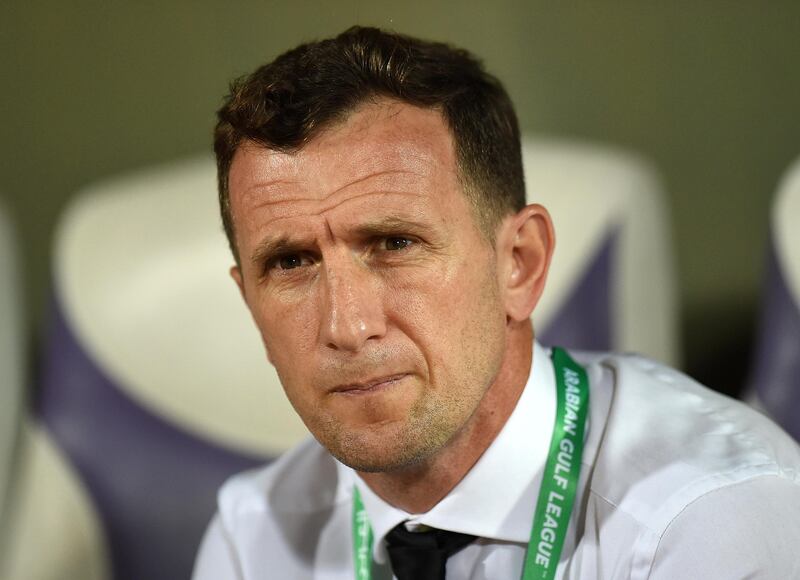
[193,342,800,579]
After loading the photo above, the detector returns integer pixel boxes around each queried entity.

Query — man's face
[228,100,510,472]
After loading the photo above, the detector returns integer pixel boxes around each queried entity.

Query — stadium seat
[525,137,678,366]
[32,157,285,580]
[747,156,800,441]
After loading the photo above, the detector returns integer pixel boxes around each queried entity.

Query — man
[193,27,800,579]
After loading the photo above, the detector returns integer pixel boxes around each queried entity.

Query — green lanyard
[352,347,589,580]
[352,486,374,580]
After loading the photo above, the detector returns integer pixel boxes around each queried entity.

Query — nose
[320,258,387,352]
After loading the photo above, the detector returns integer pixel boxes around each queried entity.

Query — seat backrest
[747,157,800,440]
[525,137,679,366]
[36,157,299,580]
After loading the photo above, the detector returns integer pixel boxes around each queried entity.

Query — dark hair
[215,26,525,262]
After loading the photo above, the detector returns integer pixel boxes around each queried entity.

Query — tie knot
[385,523,476,580]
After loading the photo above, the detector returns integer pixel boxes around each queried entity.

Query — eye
[384,236,413,251]
[278,255,302,269]
[272,253,310,271]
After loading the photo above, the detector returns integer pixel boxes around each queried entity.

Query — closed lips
[331,374,408,394]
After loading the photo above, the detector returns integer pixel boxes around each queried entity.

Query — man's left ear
[497,204,555,322]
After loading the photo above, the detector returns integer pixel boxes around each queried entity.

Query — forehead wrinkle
[241,168,425,213]
[325,168,420,202]
[319,188,427,218]
[323,215,335,244]
[248,189,427,226]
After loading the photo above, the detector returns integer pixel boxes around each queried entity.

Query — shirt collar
[336,341,557,563]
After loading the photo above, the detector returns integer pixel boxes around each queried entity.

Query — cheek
[402,251,498,314]
[386,259,503,365]
[385,268,443,330]
[250,295,319,373]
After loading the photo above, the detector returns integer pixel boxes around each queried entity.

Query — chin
[335,450,428,474]
[312,417,451,473]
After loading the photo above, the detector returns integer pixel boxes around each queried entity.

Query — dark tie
[385,523,476,580]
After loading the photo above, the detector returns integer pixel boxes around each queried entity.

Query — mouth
[330,373,409,396]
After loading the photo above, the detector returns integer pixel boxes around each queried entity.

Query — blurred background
[3,1,800,393]
[2,2,800,579]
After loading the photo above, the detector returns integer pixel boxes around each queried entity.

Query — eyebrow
[353,216,432,238]
[249,216,434,266]
[250,236,311,267]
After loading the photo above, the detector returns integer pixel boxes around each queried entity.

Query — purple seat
[747,157,800,441]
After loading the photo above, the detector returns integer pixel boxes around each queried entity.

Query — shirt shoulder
[647,474,800,579]
[576,351,800,577]
[218,436,345,526]
[207,437,352,579]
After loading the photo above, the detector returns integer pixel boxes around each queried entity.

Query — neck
[357,322,534,513]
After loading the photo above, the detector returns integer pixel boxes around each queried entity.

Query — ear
[497,204,555,322]
[230,265,246,301]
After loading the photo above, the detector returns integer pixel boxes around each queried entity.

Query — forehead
[227,101,467,233]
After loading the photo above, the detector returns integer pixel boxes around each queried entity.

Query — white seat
[30,157,294,580]
[525,137,679,366]
[53,156,304,457]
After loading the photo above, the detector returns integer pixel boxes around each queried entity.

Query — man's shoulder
[216,436,346,530]
[199,438,353,576]
[581,351,800,534]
